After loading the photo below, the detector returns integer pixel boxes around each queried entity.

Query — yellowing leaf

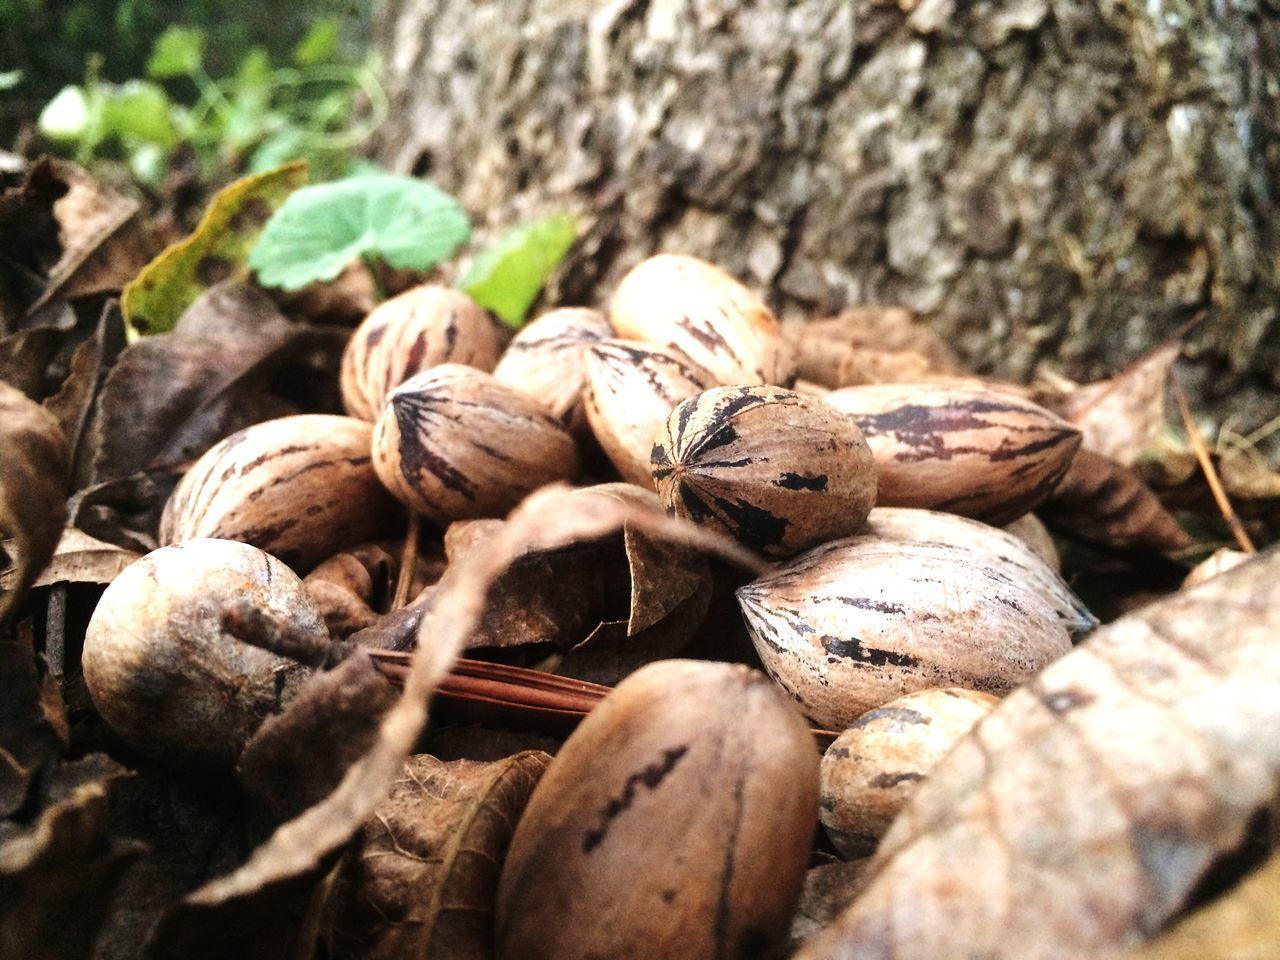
[121,162,307,337]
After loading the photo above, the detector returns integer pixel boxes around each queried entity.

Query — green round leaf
[460,213,578,327]
[249,173,471,291]
[38,86,90,142]
[147,26,205,79]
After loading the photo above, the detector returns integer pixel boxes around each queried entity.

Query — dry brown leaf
[798,549,1280,960]
[1041,448,1190,552]
[0,624,68,816]
[174,485,762,922]
[323,751,550,959]
[1125,851,1280,960]
[783,308,963,388]
[1052,341,1181,466]
[0,381,69,623]
[26,527,140,588]
[0,757,139,960]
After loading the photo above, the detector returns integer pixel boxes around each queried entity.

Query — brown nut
[825,383,1081,525]
[372,363,581,525]
[82,539,326,773]
[492,307,612,434]
[609,253,795,386]
[496,659,818,960]
[737,508,1095,729]
[820,687,998,858]
[340,285,503,421]
[160,414,399,573]
[651,384,878,558]
[583,339,717,487]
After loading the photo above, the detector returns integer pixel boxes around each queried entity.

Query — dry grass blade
[1170,372,1256,554]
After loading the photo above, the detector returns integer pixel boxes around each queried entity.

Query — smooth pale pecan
[160,414,398,573]
[825,383,1081,525]
[496,659,818,960]
[373,364,580,525]
[493,307,612,435]
[737,507,1095,730]
[819,687,998,858]
[341,285,504,421]
[609,253,796,387]
[584,339,716,487]
[652,385,877,558]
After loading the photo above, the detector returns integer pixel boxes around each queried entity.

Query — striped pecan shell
[609,253,795,387]
[652,385,877,558]
[583,339,716,487]
[492,307,612,434]
[340,285,504,421]
[160,415,398,573]
[736,507,1095,729]
[372,364,581,525]
[824,384,1081,525]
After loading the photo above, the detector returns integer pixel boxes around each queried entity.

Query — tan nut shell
[825,384,1081,525]
[496,659,818,960]
[736,508,1096,730]
[373,363,581,524]
[609,253,795,386]
[83,539,323,772]
[820,687,997,858]
[652,385,878,558]
[340,285,503,421]
[160,414,397,573]
[492,307,612,433]
[583,339,716,487]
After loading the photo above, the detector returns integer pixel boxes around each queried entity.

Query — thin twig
[1171,371,1256,554]
[391,513,421,610]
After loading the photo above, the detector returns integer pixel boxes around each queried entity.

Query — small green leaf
[0,70,22,92]
[38,86,90,142]
[147,25,205,79]
[294,17,340,66]
[99,80,178,149]
[460,213,578,327]
[122,161,308,337]
[249,173,470,291]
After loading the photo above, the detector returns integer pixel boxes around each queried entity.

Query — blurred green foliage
[1,0,374,172]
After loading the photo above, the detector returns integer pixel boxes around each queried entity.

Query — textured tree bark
[373,0,1280,428]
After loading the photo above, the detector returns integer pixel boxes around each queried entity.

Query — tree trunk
[373,0,1280,431]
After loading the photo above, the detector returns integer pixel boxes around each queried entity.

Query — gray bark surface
[374,0,1280,429]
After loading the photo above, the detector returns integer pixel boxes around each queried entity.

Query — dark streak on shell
[736,508,1093,729]
[825,385,1082,525]
[652,385,877,558]
[373,364,580,525]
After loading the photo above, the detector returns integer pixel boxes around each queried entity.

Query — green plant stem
[363,253,387,302]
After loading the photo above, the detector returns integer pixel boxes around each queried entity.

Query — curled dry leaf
[303,541,444,639]
[0,759,138,960]
[609,252,795,386]
[782,307,963,389]
[438,484,713,685]
[340,285,504,422]
[738,508,1094,729]
[160,414,399,573]
[826,383,1081,525]
[492,306,612,434]
[495,659,818,960]
[174,485,763,931]
[798,549,1280,960]
[584,338,716,487]
[0,381,69,623]
[0,626,68,817]
[26,527,140,588]
[1040,448,1191,553]
[1050,340,1181,467]
[324,751,550,960]
[653,384,878,558]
